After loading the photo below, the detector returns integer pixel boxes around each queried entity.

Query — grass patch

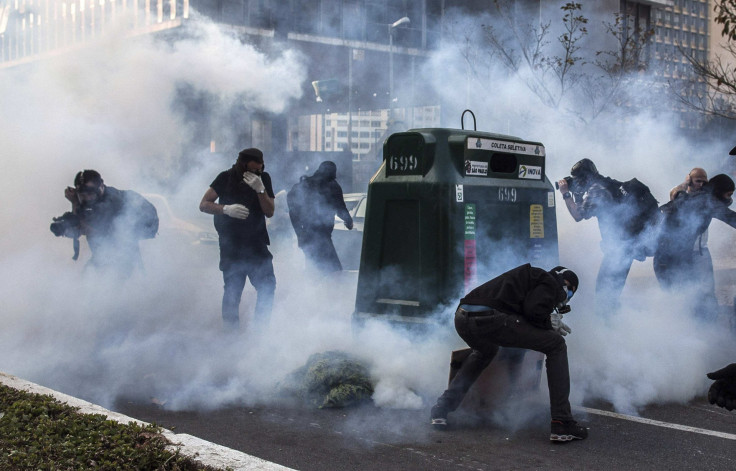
[0,383,224,470]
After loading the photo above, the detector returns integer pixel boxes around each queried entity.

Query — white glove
[243,172,265,193]
[222,204,249,220]
[550,312,572,336]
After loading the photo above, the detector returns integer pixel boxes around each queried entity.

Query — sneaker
[430,405,448,430]
[550,420,588,442]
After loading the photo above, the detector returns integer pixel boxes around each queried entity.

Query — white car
[142,193,218,246]
[332,193,367,271]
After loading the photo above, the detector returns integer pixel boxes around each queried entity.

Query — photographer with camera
[557,159,659,316]
[51,170,158,278]
[430,264,588,442]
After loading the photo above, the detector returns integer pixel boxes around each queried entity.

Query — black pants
[435,306,573,422]
[301,230,342,273]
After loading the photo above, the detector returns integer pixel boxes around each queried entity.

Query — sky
[0,4,735,430]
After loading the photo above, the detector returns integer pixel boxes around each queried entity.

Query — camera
[554,176,574,191]
[50,212,81,238]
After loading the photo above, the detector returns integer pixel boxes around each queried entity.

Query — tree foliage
[455,1,655,123]
[678,1,736,119]
[714,0,736,42]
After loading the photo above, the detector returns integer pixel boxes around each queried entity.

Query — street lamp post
[388,16,410,121]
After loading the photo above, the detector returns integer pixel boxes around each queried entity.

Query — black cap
[237,148,264,165]
[729,146,736,156]
[550,266,579,293]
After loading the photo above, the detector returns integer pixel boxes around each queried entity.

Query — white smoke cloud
[425,6,736,417]
[1,4,735,428]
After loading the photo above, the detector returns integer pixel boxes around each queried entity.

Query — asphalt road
[115,394,736,471]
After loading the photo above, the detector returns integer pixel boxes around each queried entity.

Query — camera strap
[72,237,80,261]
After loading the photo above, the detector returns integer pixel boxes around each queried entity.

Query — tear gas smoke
[0,5,734,436]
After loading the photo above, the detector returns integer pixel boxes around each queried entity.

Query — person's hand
[707,363,736,411]
[65,186,77,204]
[243,172,265,193]
[557,179,569,194]
[550,312,572,336]
[345,220,354,230]
[223,204,250,220]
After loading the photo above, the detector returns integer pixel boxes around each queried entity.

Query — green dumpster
[353,127,559,326]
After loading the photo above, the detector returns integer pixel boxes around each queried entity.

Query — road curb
[0,372,296,471]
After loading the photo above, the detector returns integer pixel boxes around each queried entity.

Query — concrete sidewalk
[0,372,296,471]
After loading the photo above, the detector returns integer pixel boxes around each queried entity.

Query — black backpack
[617,178,659,237]
[287,178,309,237]
[125,191,159,239]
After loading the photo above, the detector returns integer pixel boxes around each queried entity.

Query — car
[332,192,367,271]
[142,193,218,246]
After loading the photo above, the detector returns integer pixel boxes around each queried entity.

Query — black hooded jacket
[656,177,736,262]
[288,161,352,236]
[460,264,565,330]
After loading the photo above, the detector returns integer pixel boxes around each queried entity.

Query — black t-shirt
[210,168,275,253]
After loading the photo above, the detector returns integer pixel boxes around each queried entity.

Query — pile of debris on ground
[280,350,374,409]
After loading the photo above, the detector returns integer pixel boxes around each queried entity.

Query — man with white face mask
[430,264,587,442]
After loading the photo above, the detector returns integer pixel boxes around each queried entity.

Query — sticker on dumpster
[529,204,544,238]
[464,160,488,176]
[464,204,477,290]
[518,165,542,180]
[456,184,464,202]
[469,138,546,157]
[548,192,555,207]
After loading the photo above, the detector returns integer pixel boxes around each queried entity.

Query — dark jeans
[596,248,634,316]
[435,305,573,422]
[221,254,275,329]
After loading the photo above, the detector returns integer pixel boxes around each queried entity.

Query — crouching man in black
[430,264,588,442]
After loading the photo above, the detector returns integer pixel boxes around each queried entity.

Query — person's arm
[332,185,353,229]
[711,203,736,229]
[199,187,225,215]
[243,172,275,218]
[521,279,559,330]
[257,192,275,218]
[557,179,583,222]
[64,186,80,214]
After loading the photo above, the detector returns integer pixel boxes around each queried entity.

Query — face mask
[557,286,574,309]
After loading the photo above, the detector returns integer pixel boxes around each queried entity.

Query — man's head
[313,161,337,180]
[707,174,735,205]
[74,170,104,206]
[686,168,708,192]
[549,266,579,307]
[237,148,265,175]
[570,158,598,189]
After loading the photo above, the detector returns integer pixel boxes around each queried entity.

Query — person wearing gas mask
[654,174,736,320]
[51,169,159,278]
[199,148,276,331]
[430,264,588,443]
[287,161,353,274]
[557,159,658,316]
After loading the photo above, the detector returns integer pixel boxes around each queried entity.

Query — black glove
[707,363,736,411]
